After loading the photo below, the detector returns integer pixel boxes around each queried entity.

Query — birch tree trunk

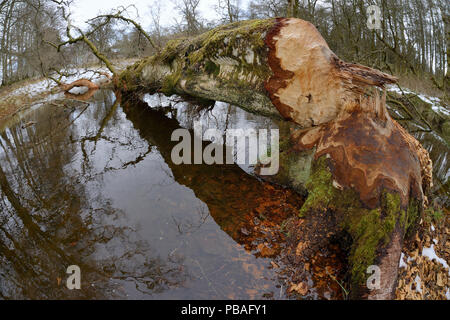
[117,18,433,299]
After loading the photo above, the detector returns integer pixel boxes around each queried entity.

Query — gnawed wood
[292,93,432,209]
[119,18,397,128]
[63,87,98,101]
[264,18,397,127]
[285,92,431,298]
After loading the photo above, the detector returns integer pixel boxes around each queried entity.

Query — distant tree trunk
[117,18,432,299]
[444,11,450,93]
[1,0,15,85]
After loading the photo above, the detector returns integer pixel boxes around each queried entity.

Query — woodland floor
[395,209,450,299]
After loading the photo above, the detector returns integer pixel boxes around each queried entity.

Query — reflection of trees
[0,91,187,299]
[0,89,347,299]
[122,98,345,299]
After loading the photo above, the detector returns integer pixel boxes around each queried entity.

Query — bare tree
[173,0,203,36]
[215,0,242,23]
[44,2,159,86]
[245,0,284,19]
[149,1,163,49]
[0,0,65,85]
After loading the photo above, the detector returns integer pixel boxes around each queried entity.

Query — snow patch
[414,275,422,293]
[386,85,449,116]
[399,252,407,268]
[5,67,111,101]
[68,86,89,95]
[142,93,174,108]
[422,244,450,274]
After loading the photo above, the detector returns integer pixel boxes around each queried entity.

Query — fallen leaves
[289,282,308,295]
[295,241,306,256]
[395,212,450,300]
[257,243,276,257]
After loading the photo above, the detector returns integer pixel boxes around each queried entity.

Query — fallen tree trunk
[116,18,433,299]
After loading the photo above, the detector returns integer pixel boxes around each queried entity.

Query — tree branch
[89,12,159,52]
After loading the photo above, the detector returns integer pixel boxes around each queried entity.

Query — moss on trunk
[118,19,281,118]
[299,156,422,297]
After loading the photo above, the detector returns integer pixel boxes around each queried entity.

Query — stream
[0,89,448,299]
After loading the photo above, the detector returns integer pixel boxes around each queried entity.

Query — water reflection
[0,92,188,299]
[121,97,346,299]
[0,90,319,299]
[2,89,446,300]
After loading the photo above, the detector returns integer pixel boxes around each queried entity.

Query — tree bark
[116,18,432,299]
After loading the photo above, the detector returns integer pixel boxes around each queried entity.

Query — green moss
[299,156,421,290]
[186,19,274,66]
[161,62,182,95]
[442,121,450,140]
[160,38,188,64]
[204,60,220,77]
[346,208,382,285]
[424,207,445,224]
[118,56,157,92]
[118,19,278,104]
[298,157,336,217]
[404,197,420,236]
[345,193,402,286]
[173,19,275,88]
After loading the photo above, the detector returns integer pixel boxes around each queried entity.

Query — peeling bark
[116,18,433,299]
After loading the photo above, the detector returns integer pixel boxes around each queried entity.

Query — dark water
[0,90,308,299]
[0,89,447,300]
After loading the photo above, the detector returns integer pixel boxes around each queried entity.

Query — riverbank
[0,59,137,122]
